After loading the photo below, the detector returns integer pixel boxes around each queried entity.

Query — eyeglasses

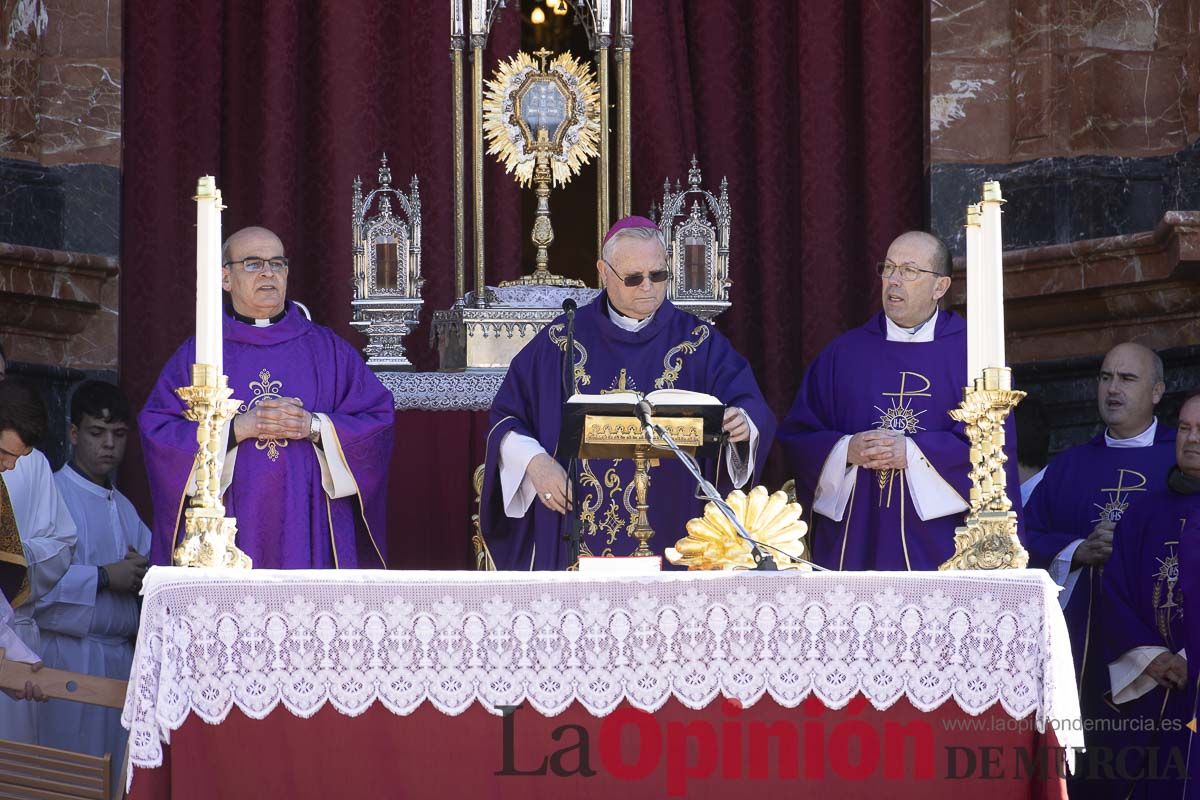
[603,260,670,288]
[876,261,942,282]
[224,256,289,274]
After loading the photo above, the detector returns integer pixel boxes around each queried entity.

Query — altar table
[124,568,1080,799]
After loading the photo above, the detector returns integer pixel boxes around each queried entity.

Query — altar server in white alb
[36,381,150,788]
[0,367,77,744]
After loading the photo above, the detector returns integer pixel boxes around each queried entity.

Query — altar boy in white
[0,371,76,744]
[36,381,149,790]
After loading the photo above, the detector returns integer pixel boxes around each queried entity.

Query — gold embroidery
[239,369,289,462]
[872,371,931,508]
[655,325,710,389]
[0,477,30,608]
[1152,536,1184,646]
[548,324,592,388]
[1093,468,1148,524]
[601,369,636,394]
[578,459,632,548]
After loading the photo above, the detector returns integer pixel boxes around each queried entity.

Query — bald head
[1098,342,1166,439]
[221,226,289,319]
[880,231,953,328]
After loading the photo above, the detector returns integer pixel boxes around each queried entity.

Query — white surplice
[36,464,150,790]
[0,450,76,743]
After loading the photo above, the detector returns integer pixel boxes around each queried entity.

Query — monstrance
[483,48,600,287]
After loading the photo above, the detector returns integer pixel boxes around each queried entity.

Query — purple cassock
[479,292,774,570]
[778,310,1023,571]
[1101,480,1199,799]
[139,303,395,569]
[1179,508,1200,799]
[1024,432,1176,690]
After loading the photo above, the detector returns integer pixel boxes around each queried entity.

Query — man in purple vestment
[140,226,394,570]
[1025,343,1174,798]
[778,231,1023,571]
[1100,392,1200,799]
[479,217,775,570]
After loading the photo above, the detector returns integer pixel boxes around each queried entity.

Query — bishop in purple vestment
[779,231,1023,571]
[140,227,394,570]
[1100,393,1200,799]
[479,218,774,570]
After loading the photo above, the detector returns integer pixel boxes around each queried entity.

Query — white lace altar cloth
[123,568,1082,780]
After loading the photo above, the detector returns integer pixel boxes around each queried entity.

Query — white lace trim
[123,568,1082,781]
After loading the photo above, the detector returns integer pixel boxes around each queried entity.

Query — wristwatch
[308,413,322,444]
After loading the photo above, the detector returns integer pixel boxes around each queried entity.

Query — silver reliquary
[351,153,423,370]
[651,156,732,322]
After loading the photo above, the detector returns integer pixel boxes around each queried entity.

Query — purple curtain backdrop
[120,0,925,563]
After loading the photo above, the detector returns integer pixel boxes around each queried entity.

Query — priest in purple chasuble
[779,231,1023,571]
[140,227,394,570]
[1023,344,1174,769]
[1100,393,1200,799]
[479,217,775,570]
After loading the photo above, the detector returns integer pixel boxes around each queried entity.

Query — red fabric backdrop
[119,1,925,548]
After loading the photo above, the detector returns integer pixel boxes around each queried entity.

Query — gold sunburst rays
[482,51,601,188]
[666,486,811,571]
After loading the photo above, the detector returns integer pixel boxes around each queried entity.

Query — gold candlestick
[172,364,251,569]
[630,442,656,557]
[940,366,1028,570]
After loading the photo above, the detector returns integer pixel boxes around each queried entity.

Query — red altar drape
[129,698,1066,800]
[119,1,925,539]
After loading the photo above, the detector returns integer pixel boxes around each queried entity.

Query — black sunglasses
[603,260,670,288]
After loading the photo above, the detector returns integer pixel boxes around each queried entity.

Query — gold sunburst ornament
[666,486,811,571]
[483,49,601,285]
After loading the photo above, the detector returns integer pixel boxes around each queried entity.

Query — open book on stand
[560,389,727,459]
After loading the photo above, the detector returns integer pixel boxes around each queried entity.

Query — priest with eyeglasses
[779,231,1023,571]
[140,226,395,570]
[478,216,775,570]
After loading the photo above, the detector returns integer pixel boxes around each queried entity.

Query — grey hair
[601,226,668,264]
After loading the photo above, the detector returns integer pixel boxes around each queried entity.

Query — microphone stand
[561,299,582,568]
[635,403,780,571]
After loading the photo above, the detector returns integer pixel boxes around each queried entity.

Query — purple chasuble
[778,310,1024,571]
[480,293,774,570]
[1179,509,1200,798]
[1100,485,1199,798]
[1024,429,1176,703]
[139,303,395,569]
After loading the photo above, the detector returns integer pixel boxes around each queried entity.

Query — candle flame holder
[940,366,1029,570]
[172,363,251,569]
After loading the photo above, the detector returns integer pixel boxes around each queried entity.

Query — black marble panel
[0,156,119,256]
[931,139,1200,256]
[1013,344,1200,456]
[59,164,120,257]
[0,160,64,250]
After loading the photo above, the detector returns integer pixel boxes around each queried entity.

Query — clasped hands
[847,429,908,471]
[526,407,752,514]
[234,397,312,443]
[1143,651,1188,692]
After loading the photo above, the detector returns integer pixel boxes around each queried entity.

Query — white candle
[469,0,486,35]
[964,203,983,386]
[978,181,1006,370]
[194,176,223,377]
[451,0,463,37]
[620,0,632,36]
[597,0,611,35]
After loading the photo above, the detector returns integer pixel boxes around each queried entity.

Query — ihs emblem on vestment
[239,369,288,462]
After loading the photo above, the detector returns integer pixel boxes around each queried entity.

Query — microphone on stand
[561,298,578,396]
[635,399,655,443]
[560,298,582,567]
